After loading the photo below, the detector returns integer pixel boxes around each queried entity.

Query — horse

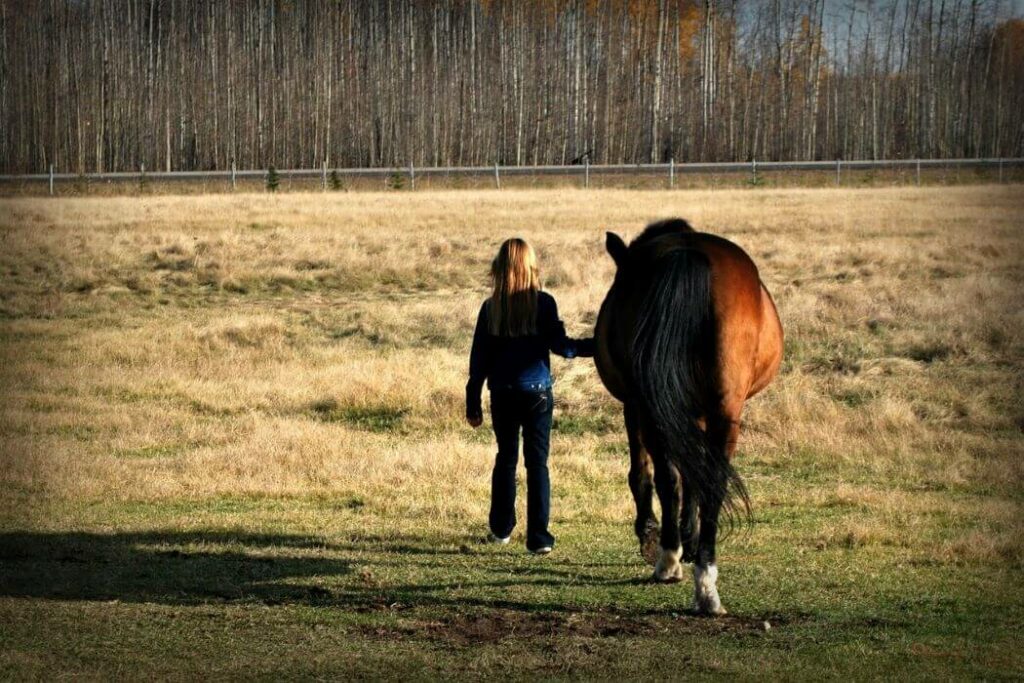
[594,218,783,616]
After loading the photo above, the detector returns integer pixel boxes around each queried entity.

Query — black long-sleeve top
[466,291,595,419]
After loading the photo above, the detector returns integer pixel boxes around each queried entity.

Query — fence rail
[2,157,1021,193]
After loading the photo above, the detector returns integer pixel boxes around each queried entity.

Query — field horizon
[1,185,1022,679]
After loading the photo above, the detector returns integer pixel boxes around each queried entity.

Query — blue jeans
[489,388,555,551]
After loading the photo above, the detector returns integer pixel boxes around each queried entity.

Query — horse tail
[630,248,750,528]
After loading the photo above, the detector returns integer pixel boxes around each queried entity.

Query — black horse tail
[630,248,751,528]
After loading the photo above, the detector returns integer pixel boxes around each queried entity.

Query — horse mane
[632,218,695,247]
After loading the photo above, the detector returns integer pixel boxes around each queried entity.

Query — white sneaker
[529,546,553,555]
[487,532,511,545]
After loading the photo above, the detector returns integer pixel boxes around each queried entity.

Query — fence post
[835,159,841,186]
[584,157,590,188]
[231,159,237,191]
[321,160,327,191]
[49,164,54,196]
[669,158,675,188]
[409,161,415,190]
[999,158,1004,183]
[494,162,501,189]
[915,159,921,186]
[751,158,757,184]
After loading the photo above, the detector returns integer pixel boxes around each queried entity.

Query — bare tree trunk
[1,0,1022,173]
[650,0,667,163]
[700,0,715,157]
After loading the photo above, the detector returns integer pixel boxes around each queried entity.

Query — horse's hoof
[693,603,728,617]
[640,524,660,566]
[653,546,684,583]
[692,563,725,615]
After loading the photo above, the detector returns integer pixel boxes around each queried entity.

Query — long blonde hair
[489,238,541,336]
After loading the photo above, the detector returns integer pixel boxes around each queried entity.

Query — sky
[812,0,1024,66]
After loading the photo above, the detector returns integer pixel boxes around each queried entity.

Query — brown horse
[595,219,783,615]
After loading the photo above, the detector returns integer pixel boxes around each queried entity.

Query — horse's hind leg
[651,454,684,582]
[680,483,699,563]
[625,403,659,566]
[692,407,742,615]
[692,488,725,614]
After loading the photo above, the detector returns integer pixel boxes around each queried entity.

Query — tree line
[2,0,1022,174]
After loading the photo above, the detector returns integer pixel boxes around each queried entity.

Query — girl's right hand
[467,415,483,428]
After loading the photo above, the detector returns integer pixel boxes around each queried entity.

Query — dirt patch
[361,609,800,646]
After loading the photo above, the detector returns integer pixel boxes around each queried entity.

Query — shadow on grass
[0,530,639,612]
[0,530,357,606]
[0,530,808,636]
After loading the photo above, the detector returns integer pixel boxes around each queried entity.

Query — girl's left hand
[467,415,483,428]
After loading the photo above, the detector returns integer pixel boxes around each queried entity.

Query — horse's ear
[606,232,628,266]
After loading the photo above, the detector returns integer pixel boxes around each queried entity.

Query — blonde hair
[489,238,541,336]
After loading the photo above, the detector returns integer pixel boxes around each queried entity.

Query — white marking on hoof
[653,546,684,583]
[692,563,726,615]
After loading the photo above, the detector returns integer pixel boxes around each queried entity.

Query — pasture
[1,186,1022,679]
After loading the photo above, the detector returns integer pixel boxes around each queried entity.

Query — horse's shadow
[0,530,640,612]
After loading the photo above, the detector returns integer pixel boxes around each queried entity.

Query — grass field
[1,186,1022,679]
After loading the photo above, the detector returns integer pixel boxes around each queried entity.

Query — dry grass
[0,191,1017,484]
[2,188,1022,515]
[2,187,1021,517]
[1,192,1019,564]
[1,185,1022,678]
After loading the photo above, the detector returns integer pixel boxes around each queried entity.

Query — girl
[466,238,594,554]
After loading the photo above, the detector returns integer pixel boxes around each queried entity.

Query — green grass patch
[828,386,878,408]
[113,441,205,460]
[309,399,409,433]
[553,412,620,435]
